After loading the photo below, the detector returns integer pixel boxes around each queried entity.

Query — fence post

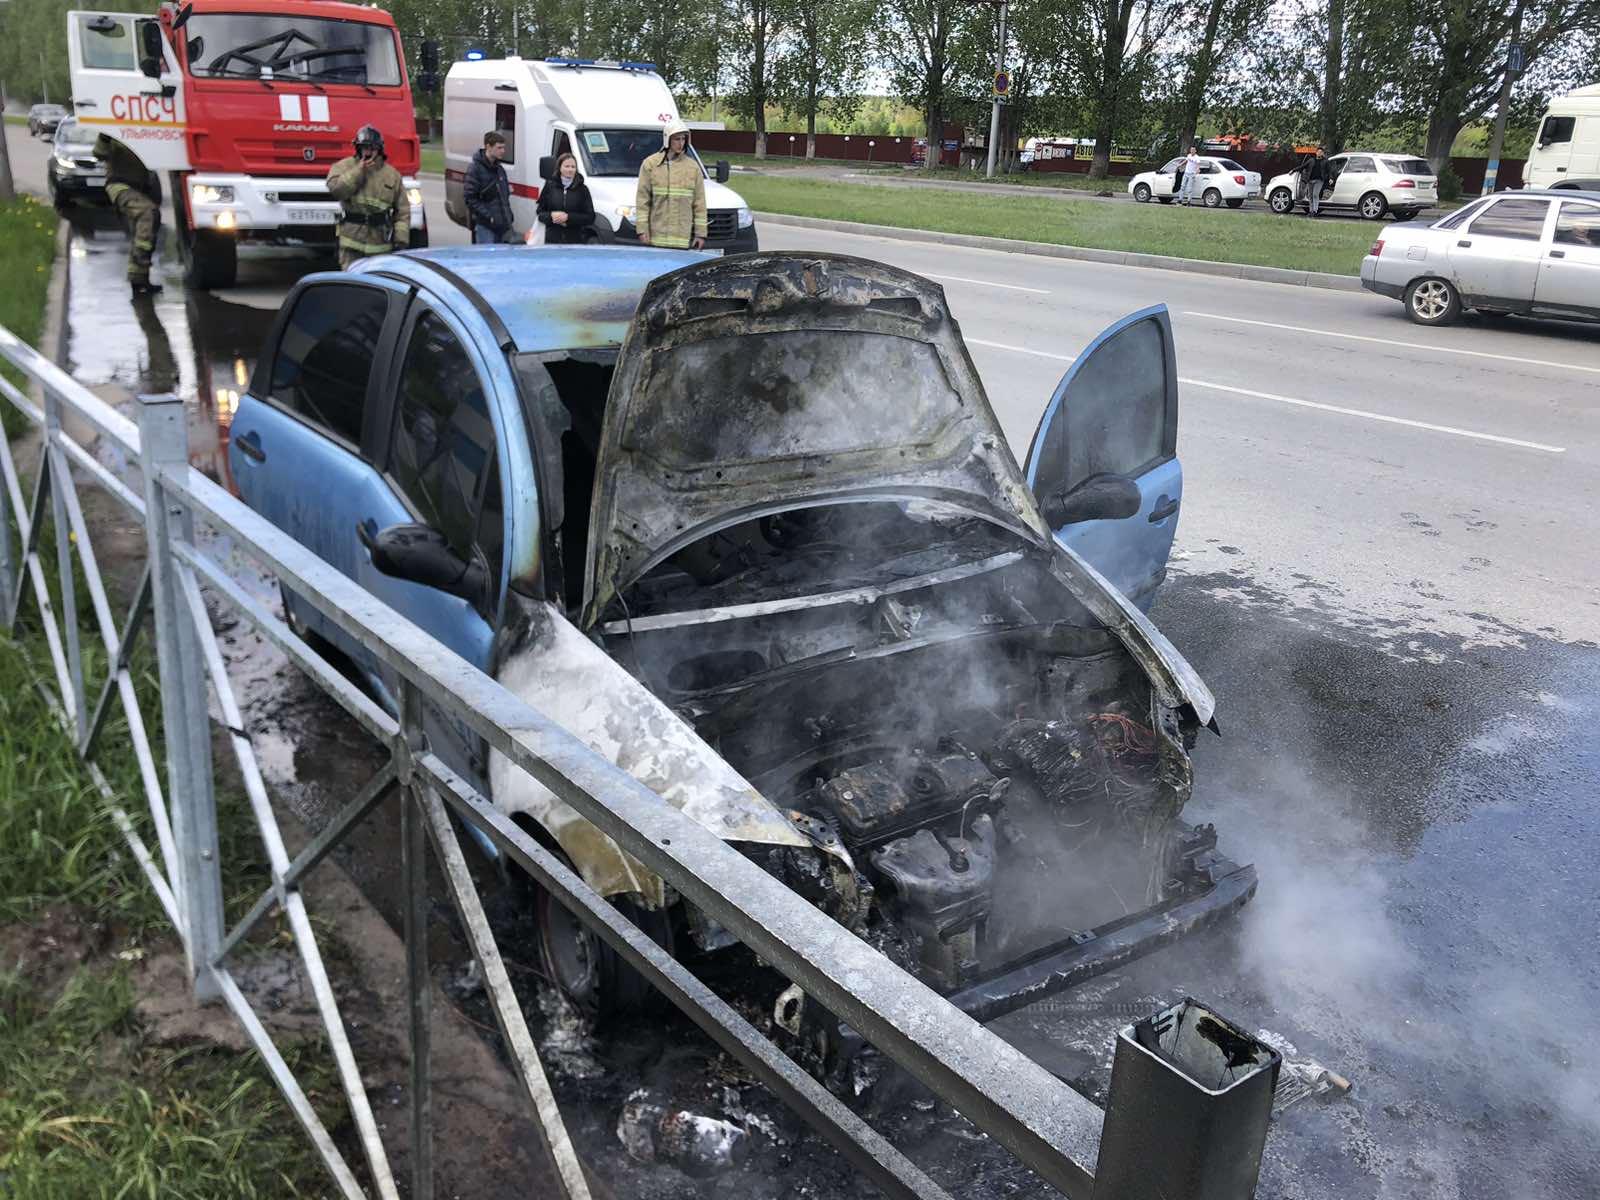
[137,392,224,1002]
[43,387,87,739]
[0,431,13,624]
[400,681,433,1200]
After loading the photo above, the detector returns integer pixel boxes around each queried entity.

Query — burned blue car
[230,246,1254,1035]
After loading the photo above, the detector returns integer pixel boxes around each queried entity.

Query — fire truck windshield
[185,14,401,86]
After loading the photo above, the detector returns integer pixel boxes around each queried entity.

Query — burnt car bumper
[946,823,1257,1023]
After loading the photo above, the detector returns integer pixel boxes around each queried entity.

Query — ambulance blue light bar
[544,57,657,71]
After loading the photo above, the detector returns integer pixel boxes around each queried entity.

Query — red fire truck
[68,1,427,289]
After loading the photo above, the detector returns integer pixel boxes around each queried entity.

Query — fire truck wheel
[186,229,237,290]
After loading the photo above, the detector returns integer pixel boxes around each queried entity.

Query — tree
[584,0,722,94]
[723,0,789,157]
[1059,0,1181,178]
[1165,0,1271,154]
[1399,0,1600,170]
[880,0,978,169]
[770,0,873,157]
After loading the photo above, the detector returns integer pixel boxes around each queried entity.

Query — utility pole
[0,76,14,200]
[40,50,49,104]
[984,0,1008,179]
[1482,0,1526,196]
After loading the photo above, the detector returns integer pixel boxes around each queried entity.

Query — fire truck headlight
[192,183,234,205]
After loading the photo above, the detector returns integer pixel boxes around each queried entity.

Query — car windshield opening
[579,128,703,177]
[185,14,400,85]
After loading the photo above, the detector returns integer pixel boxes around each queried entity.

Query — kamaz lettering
[272,124,342,133]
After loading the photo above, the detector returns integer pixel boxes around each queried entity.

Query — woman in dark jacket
[536,153,596,244]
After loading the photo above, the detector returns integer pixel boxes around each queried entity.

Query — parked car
[1128,156,1262,208]
[1266,152,1438,220]
[27,103,68,138]
[46,118,107,210]
[228,247,1253,1034]
[1362,190,1600,326]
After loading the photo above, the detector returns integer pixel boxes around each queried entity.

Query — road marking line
[1178,378,1567,454]
[964,337,1568,454]
[1184,310,1600,377]
[925,273,1051,295]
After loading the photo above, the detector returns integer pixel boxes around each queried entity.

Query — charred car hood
[581,253,1051,627]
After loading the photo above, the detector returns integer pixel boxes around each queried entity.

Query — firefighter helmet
[353,125,385,155]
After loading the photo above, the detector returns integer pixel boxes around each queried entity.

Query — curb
[753,211,1366,292]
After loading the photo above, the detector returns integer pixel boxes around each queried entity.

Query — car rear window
[1384,157,1433,176]
[1554,202,1600,248]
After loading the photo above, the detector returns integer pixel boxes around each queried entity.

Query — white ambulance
[442,56,757,251]
[1525,84,1600,191]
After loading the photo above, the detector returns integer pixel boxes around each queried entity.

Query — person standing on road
[635,119,706,249]
[1178,145,1201,206]
[466,131,516,244]
[93,133,162,296]
[327,125,408,269]
[536,153,596,244]
[1305,149,1328,218]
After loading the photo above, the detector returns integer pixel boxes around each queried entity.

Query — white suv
[1266,153,1439,221]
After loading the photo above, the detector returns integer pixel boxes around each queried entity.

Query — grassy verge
[420,145,443,176]
[0,614,343,1194]
[895,166,1128,194]
[738,174,1379,275]
[0,195,60,438]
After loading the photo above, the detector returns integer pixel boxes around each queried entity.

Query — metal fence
[0,320,1267,1200]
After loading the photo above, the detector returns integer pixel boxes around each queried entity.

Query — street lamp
[868,140,875,164]
[789,134,796,159]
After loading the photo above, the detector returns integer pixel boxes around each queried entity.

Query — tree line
[6,0,1597,177]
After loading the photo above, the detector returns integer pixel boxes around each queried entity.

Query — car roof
[364,246,710,354]
[1504,188,1600,203]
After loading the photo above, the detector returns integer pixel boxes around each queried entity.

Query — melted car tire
[1404,277,1461,326]
[531,854,674,1020]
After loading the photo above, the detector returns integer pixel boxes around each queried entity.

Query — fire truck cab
[68,0,427,289]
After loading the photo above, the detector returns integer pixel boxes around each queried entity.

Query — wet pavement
[56,208,1600,1200]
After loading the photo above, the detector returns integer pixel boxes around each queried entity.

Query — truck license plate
[288,208,337,223]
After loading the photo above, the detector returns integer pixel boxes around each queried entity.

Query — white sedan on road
[1266,152,1438,221]
[1128,156,1263,208]
[1362,190,1600,326]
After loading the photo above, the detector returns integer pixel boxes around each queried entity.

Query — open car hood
[581,253,1051,626]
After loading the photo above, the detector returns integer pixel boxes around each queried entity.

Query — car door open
[1024,305,1181,611]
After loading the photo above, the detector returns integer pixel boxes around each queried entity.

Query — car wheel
[532,856,674,1019]
[1268,187,1295,215]
[1404,277,1461,326]
[1225,198,1244,209]
[1133,182,1151,203]
[184,228,238,290]
[1359,191,1388,220]
[1203,188,1222,208]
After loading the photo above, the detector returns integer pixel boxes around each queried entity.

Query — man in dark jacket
[93,133,162,295]
[466,132,515,244]
[1305,149,1328,217]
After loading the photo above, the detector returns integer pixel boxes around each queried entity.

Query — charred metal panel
[582,253,1051,627]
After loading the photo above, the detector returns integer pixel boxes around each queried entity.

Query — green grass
[737,174,1380,275]
[419,145,443,176]
[0,601,343,1195]
[0,195,60,438]
[897,165,1128,193]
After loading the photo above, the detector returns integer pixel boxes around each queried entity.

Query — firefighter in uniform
[326,125,409,269]
[93,133,162,296]
[634,118,707,250]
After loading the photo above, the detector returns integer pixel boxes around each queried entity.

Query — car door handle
[357,518,379,553]
[75,100,97,108]
[234,431,265,462]
[1549,249,1566,258]
[1148,497,1180,523]
[1457,239,1472,248]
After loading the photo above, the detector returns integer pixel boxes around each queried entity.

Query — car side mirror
[1041,472,1142,527]
[538,154,556,181]
[715,159,731,184]
[360,521,487,603]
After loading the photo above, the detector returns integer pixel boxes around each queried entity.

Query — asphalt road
[20,119,1600,1199]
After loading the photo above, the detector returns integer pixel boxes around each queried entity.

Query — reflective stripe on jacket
[327,155,409,254]
[634,150,707,248]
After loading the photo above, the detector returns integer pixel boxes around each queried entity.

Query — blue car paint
[350,245,710,353]
[1024,304,1182,611]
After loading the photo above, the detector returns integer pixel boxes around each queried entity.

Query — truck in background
[68,0,427,290]
[1525,84,1600,191]
[443,57,758,253]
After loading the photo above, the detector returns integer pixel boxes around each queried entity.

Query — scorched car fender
[487,601,811,905]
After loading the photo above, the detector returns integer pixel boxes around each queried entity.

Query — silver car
[1361,190,1600,325]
